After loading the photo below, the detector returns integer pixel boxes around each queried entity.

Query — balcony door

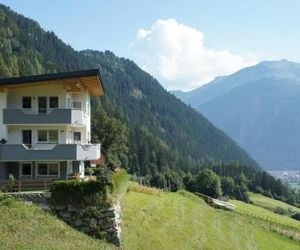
[38,97,47,114]
[22,130,32,148]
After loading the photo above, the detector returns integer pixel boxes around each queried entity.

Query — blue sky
[1,0,300,90]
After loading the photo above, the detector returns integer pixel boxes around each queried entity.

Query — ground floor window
[20,162,33,178]
[36,162,59,178]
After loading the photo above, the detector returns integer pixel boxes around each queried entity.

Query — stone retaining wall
[5,192,50,209]
[50,200,122,246]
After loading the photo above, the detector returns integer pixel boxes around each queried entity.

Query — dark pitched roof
[0,69,101,86]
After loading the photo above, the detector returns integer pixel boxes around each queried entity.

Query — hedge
[50,180,109,208]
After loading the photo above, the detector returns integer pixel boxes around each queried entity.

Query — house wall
[7,125,88,146]
[7,84,67,109]
[8,125,67,147]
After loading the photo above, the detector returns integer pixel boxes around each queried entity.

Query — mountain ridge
[174,59,300,170]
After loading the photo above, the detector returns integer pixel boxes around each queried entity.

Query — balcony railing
[0,144,101,161]
[0,179,54,192]
[3,108,85,125]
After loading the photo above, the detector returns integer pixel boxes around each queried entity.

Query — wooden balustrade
[0,179,55,192]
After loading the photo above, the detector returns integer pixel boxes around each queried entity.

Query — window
[38,96,47,114]
[22,97,32,109]
[21,163,32,177]
[38,130,58,143]
[49,130,58,143]
[49,163,59,175]
[72,101,82,109]
[38,130,48,142]
[49,97,59,109]
[37,163,59,177]
[37,163,48,175]
[74,132,81,142]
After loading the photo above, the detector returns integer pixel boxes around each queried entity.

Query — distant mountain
[0,3,259,178]
[173,60,300,170]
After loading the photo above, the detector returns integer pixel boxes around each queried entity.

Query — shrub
[194,169,222,198]
[182,173,195,192]
[85,167,93,177]
[274,207,291,215]
[50,180,109,208]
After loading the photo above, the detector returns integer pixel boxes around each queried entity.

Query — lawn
[249,192,300,213]
[122,189,300,250]
[230,194,300,242]
[1,187,300,250]
[0,194,115,250]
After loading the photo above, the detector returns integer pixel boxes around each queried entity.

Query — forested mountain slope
[0,4,259,179]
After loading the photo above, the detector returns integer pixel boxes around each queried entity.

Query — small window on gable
[22,97,32,109]
[49,97,59,109]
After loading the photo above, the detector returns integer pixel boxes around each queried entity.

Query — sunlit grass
[0,195,115,250]
[122,189,300,250]
[1,187,300,250]
[249,192,300,213]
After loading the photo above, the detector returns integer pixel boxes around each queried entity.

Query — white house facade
[0,69,104,181]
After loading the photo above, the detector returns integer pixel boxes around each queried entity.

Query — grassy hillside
[231,193,300,241]
[249,192,300,213]
[122,188,299,250]
[0,194,115,250]
[1,188,300,250]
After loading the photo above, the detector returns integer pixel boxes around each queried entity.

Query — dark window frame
[22,96,32,109]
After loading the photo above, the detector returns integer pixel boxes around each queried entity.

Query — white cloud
[129,18,259,91]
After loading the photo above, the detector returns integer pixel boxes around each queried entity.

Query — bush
[183,174,195,192]
[194,169,222,198]
[274,207,291,216]
[50,180,109,208]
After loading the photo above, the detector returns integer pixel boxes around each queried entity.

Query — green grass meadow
[1,187,299,250]
[122,189,299,250]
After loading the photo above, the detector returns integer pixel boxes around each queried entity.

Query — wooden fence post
[18,181,21,192]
